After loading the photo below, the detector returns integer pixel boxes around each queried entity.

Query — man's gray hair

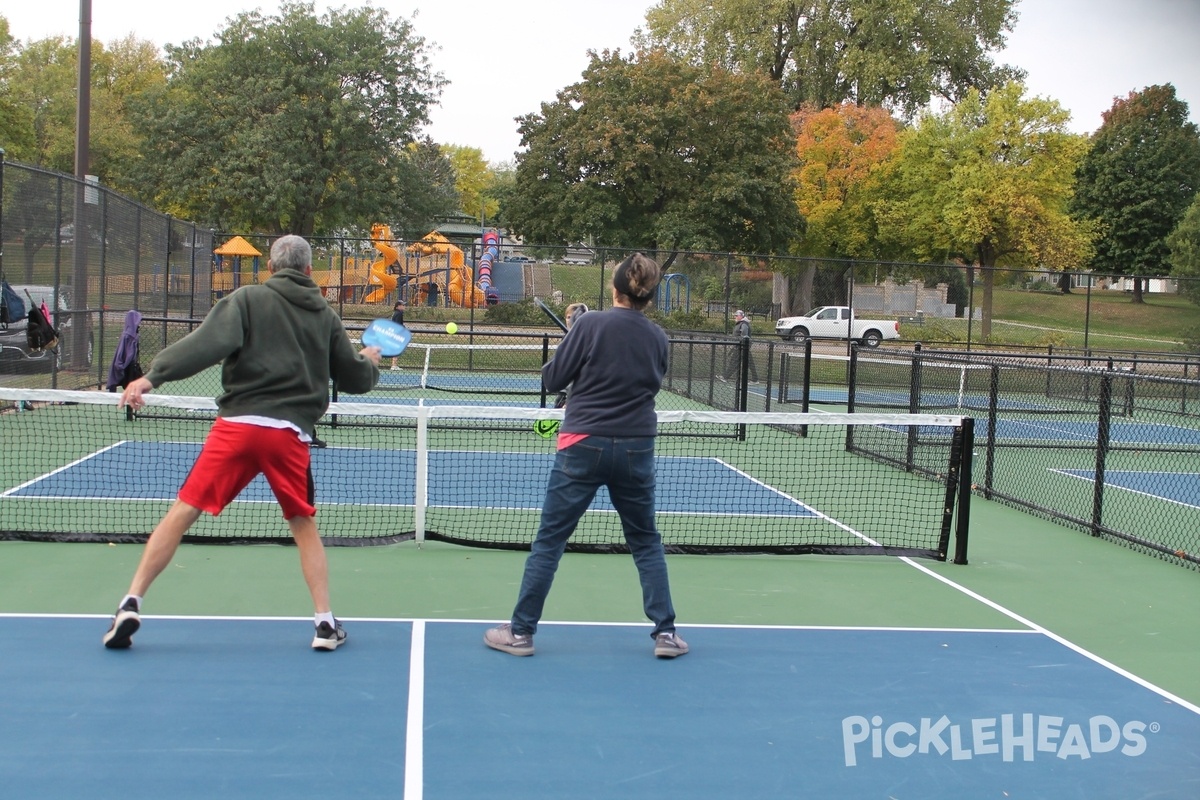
[270,235,312,272]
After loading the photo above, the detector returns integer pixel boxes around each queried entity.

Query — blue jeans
[511,436,677,638]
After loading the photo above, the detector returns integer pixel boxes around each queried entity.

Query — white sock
[120,594,142,612]
[315,611,335,628]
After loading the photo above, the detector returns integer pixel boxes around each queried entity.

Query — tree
[128,1,448,236]
[1072,84,1200,303]
[86,36,168,196]
[505,48,802,260]
[638,0,1023,118]
[3,32,166,180]
[389,138,461,238]
[874,82,1093,338]
[785,103,899,312]
[6,36,79,171]
[0,17,36,160]
[1,30,166,274]
[442,144,500,223]
[1167,193,1200,304]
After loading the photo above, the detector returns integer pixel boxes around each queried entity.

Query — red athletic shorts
[178,418,316,519]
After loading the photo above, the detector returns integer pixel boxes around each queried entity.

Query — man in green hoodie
[103,235,381,652]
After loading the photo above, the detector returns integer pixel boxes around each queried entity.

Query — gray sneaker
[312,619,347,651]
[484,623,535,656]
[654,631,689,658]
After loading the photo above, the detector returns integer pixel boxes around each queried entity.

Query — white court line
[896,556,1200,716]
[405,620,425,800]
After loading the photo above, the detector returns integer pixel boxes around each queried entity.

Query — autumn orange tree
[784,103,899,312]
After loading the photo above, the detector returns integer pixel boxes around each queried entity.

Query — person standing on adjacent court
[390,299,406,370]
[102,235,381,652]
[723,309,758,382]
[484,253,688,659]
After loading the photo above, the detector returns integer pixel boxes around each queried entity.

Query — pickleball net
[0,389,972,562]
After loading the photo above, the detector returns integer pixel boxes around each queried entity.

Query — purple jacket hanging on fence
[106,310,144,391]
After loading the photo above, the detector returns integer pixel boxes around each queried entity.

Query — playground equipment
[660,273,692,312]
[476,231,501,305]
[407,231,487,308]
[364,224,400,303]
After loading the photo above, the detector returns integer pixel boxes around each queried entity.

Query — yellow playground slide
[364,223,400,303]
[407,232,486,308]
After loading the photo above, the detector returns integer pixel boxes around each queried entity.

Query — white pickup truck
[774,306,900,347]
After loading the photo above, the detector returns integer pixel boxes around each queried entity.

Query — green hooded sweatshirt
[144,268,378,434]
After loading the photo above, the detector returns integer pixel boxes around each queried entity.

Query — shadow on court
[3,616,1198,799]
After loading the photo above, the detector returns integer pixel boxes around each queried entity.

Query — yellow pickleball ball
[445,322,458,335]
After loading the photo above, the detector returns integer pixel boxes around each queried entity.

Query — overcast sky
[5,0,1199,164]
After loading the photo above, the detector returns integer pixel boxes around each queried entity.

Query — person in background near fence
[102,235,382,652]
[722,309,758,383]
[553,302,589,408]
[105,309,143,392]
[389,299,406,370]
[485,253,688,659]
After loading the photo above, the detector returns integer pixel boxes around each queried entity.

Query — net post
[952,417,973,565]
[413,405,429,547]
[1091,372,1113,537]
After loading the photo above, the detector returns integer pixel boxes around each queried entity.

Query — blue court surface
[992,419,1200,445]
[3,444,817,518]
[874,418,1200,447]
[1053,469,1200,509]
[2,616,1197,799]
[805,388,1051,410]
[367,372,544,393]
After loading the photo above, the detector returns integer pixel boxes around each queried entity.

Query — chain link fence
[0,159,213,390]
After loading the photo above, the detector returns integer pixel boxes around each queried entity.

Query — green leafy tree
[1167,193,1200,304]
[1072,84,1200,303]
[0,17,36,160]
[874,82,1092,338]
[129,1,447,236]
[442,144,500,222]
[2,32,165,179]
[487,161,517,232]
[6,36,79,171]
[506,48,802,261]
[389,138,461,238]
[638,0,1023,117]
[1,30,165,273]
[87,36,168,195]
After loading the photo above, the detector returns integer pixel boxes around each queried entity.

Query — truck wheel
[861,330,882,348]
[788,326,809,342]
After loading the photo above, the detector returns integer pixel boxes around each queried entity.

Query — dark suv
[0,285,94,372]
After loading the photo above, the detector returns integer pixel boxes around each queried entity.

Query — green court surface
[2,492,1196,707]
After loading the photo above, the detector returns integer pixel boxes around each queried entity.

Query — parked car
[0,285,94,372]
[774,305,900,347]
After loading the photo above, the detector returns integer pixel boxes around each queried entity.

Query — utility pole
[70,0,93,369]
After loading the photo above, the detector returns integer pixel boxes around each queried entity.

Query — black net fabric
[0,390,970,561]
[811,347,1200,569]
